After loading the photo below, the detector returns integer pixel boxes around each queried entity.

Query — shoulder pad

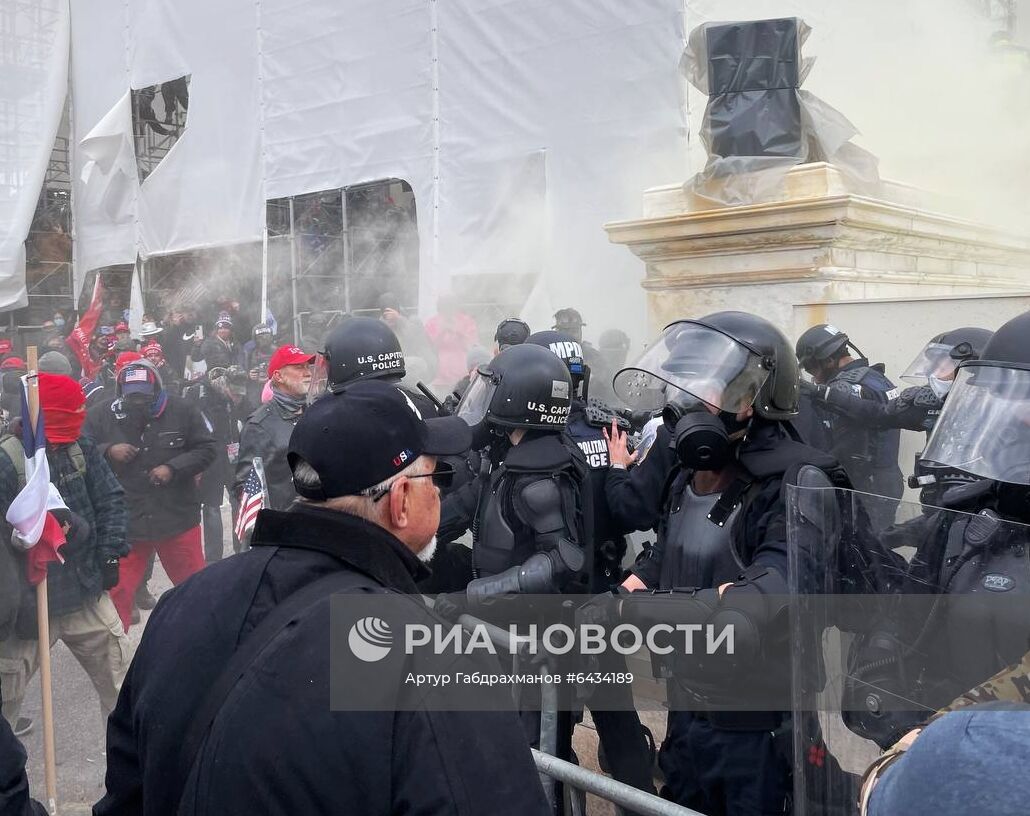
[832,367,870,386]
[513,477,564,535]
[505,434,573,473]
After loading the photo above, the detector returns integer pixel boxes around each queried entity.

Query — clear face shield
[900,341,963,393]
[922,363,1030,485]
[454,367,496,426]
[306,353,330,404]
[613,321,770,417]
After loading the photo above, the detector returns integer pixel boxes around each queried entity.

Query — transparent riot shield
[787,485,1030,816]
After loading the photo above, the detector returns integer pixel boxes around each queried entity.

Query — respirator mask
[663,390,750,471]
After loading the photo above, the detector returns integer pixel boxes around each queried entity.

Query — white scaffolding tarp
[0,0,69,311]
[70,0,264,296]
[67,0,687,323]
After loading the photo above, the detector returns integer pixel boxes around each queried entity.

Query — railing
[532,751,706,816]
[443,603,708,816]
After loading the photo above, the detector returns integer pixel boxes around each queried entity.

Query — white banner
[0,0,69,310]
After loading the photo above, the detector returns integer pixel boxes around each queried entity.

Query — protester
[37,350,71,377]
[84,360,216,630]
[0,374,130,734]
[234,345,314,522]
[40,332,77,378]
[184,367,249,562]
[378,291,437,379]
[192,312,236,370]
[112,323,134,353]
[95,380,549,816]
[140,339,178,393]
[425,293,479,388]
[241,323,275,411]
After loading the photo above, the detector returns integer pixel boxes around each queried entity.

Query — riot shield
[787,485,1030,816]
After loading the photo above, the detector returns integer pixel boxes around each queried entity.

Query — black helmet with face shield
[456,343,573,432]
[614,312,798,470]
[900,326,993,400]
[308,316,406,402]
[614,311,799,421]
[922,313,1030,488]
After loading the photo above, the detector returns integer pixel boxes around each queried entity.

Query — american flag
[234,465,265,541]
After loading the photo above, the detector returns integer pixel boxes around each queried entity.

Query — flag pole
[26,345,59,814]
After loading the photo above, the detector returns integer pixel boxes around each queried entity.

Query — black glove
[50,509,91,555]
[100,556,120,590]
[576,588,625,629]
[799,379,829,401]
[433,592,468,622]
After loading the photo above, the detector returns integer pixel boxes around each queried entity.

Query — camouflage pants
[0,593,131,728]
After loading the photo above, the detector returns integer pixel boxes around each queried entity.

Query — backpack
[0,435,86,640]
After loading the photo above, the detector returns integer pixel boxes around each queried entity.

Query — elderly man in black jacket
[96,380,550,816]
[233,345,314,532]
[84,360,216,630]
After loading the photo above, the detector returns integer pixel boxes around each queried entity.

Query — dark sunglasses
[369,461,455,502]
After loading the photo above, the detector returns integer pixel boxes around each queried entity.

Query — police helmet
[900,326,994,385]
[526,330,588,393]
[922,311,1030,487]
[314,316,406,397]
[456,343,573,431]
[795,324,854,371]
[615,311,799,421]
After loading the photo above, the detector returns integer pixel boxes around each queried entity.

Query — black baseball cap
[288,379,471,499]
[494,318,530,350]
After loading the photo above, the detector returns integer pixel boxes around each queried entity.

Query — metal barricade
[445,604,707,816]
[532,750,705,816]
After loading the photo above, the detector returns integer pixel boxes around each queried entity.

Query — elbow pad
[467,541,585,599]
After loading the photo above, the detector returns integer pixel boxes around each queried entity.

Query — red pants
[111,526,205,630]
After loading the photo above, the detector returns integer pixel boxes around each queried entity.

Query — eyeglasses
[366,461,455,502]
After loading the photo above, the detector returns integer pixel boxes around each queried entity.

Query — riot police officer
[603,311,854,815]
[803,327,993,507]
[526,330,658,801]
[525,330,629,590]
[810,312,1030,791]
[899,311,1030,697]
[438,342,590,601]
[795,324,904,527]
[803,326,992,438]
[311,315,415,401]
[434,343,591,807]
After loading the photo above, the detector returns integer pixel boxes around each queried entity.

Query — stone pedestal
[604,163,1030,335]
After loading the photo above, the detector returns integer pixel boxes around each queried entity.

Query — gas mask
[663,392,750,471]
